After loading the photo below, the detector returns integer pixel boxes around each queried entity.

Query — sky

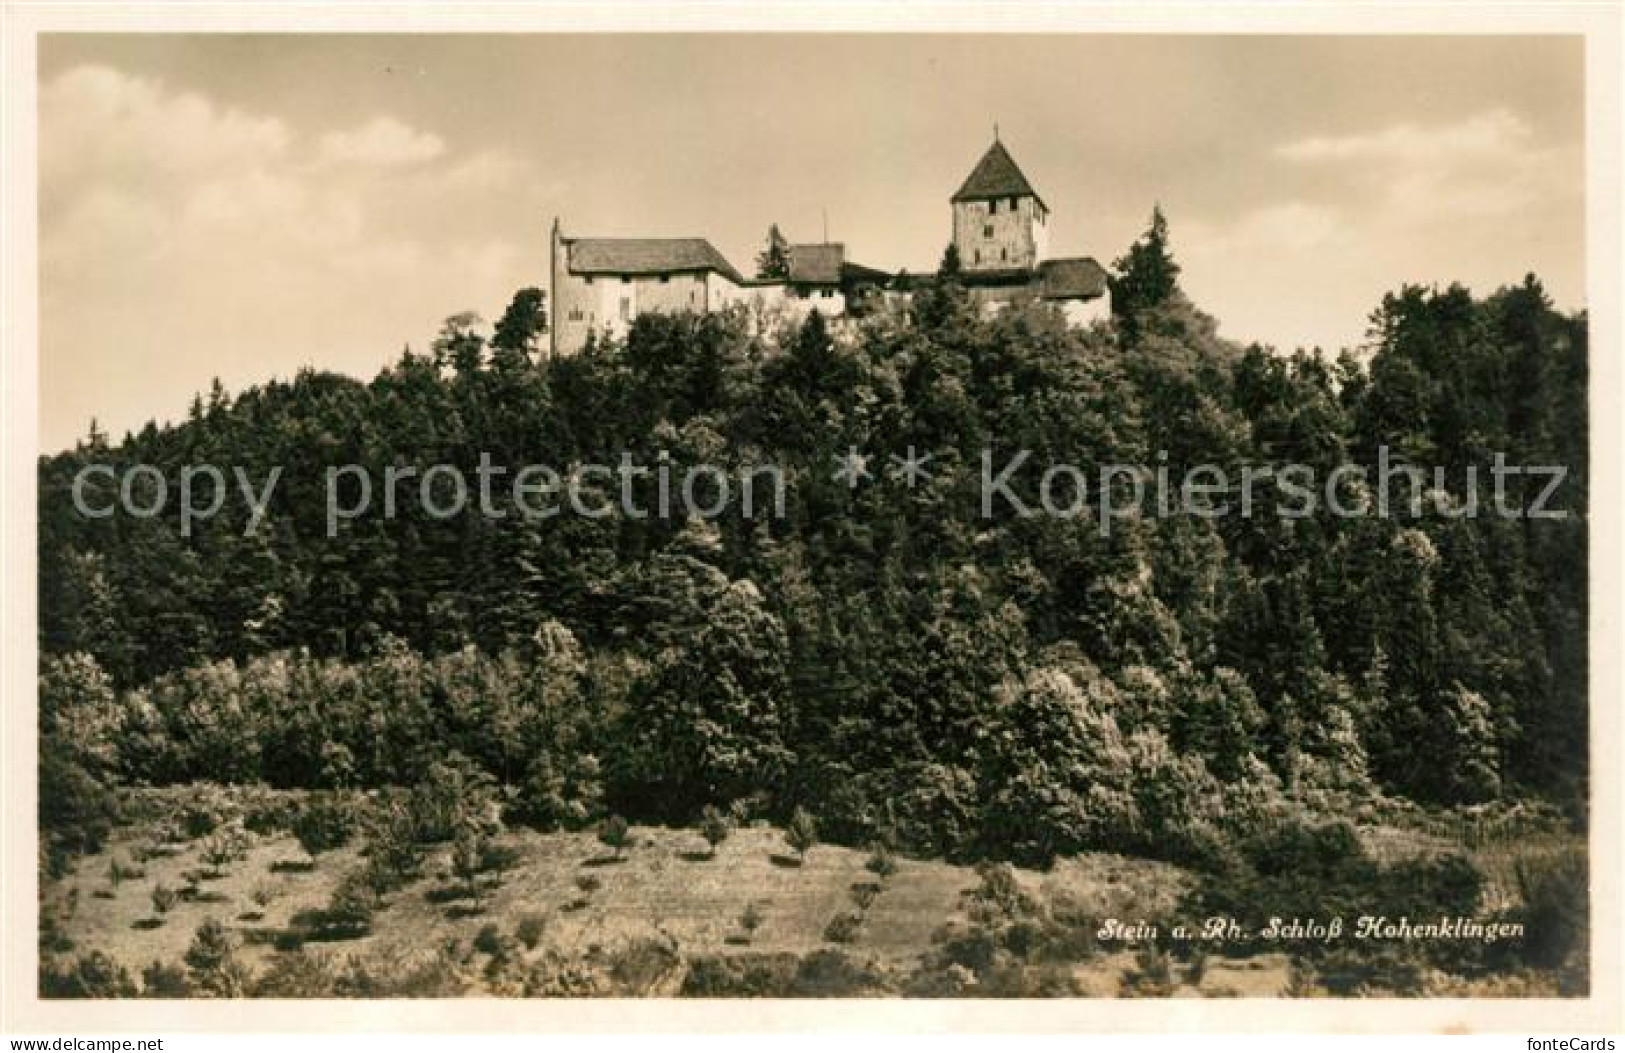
[38,34,1585,452]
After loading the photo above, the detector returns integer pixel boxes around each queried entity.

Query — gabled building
[547,135,1109,356]
[948,137,1110,326]
[549,223,747,355]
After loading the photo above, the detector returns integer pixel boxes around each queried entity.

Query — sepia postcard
[2,0,1622,1037]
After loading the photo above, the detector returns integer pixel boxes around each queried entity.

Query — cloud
[318,116,446,168]
[1276,108,1534,166]
[1169,107,1581,355]
[1274,108,1572,221]
[39,64,542,450]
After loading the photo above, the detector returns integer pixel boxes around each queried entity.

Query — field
[42,787,1254,997]
[42,786,1586,998]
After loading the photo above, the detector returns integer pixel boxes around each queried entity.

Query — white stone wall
[952,195,1047,272]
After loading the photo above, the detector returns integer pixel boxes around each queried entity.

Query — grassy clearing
[44,807,1189,990]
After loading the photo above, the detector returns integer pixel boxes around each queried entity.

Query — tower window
[974,249,981,264]
[983,225,994,238]
[990,200,999,215]
[1009,196,1018,210]
[620,297,631,321]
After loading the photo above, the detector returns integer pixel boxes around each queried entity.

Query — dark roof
[840,260,892,285]
[1036,257,1108,300]
[787,243,845,285]
[961,267,1042,289]
[567,237,743,284]
[952,139,1045,209]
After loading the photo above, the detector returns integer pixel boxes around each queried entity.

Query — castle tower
[950,137,1050,273]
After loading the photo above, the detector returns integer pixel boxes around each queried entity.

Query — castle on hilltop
[549,137,1110,357]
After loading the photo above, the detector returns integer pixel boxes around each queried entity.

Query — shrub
[575,873,602,895]
[408,753,498,844]
[824,909,863,944]
[680,953,797,996]
[865,844,898,882]
[140,960,190,997]
[785,807,818,861]
[317,871,378,939]
[597,815,631,859]
[516,912,548,950]
[106,855,143,888]
[252,948,339,997]
[473,922,505,956]
[1513,852,1589,973]
[181,801,222,840]
[291,795,355,859]
[606,935,682,995]
[699,804,730,858]
[358,796,424,894]
[185,918,250,996]
[200,826,250,877]
[451,828,489,902]
[511,752,605,831]
[40,951,137,998]
[740,901,765,942]
[150,883,178,917]
[1120,944,1176,997]
[39,749,119,873]
[850,883,879,911]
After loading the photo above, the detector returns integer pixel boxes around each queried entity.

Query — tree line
[39,214,1588,868]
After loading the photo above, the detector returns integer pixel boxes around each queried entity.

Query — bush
[1513,852,1588,973]
[185,918,250,996]
[516,912,548,950]
[150,883,178,917]
[699,804,730,857]
[597,815,631,859]
[511,753,604,831]
[39,750,119,873]
[408,754,498,844]
[291,795,355,859]
[1119,944,1176,997]
[106,855,143,888]
[739,901,765,942]
[252,948,339,997]
[140,960,190,997]
[358,796,424,894]
[316,871,378,940]
[473,923,504,956]
[824,910,863,944]
[785,807,818,861]
[865,844,898,881]
[680,950,893,997]
[181,801,222,840]
[200,825,251,877]
[40,951,137,998]
[606,936,682,995]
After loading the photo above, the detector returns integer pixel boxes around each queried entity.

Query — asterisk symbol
[888,445,935,488]
[832,446,872,488]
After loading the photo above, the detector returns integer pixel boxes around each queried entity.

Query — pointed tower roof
[952,139,1045,209]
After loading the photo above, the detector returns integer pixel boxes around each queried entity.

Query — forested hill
[38,255,1587,863]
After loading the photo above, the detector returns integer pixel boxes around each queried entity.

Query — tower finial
[994,121,1000,142]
